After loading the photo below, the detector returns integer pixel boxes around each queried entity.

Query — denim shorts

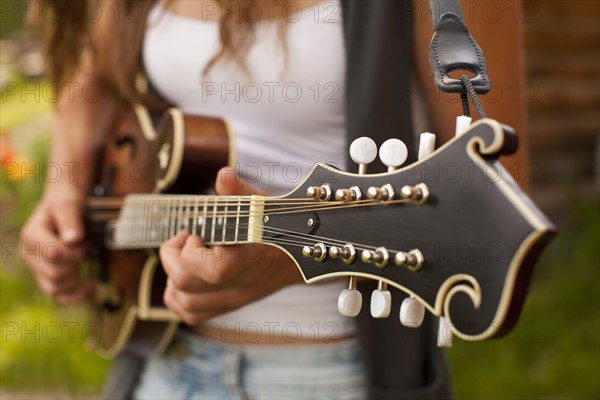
[133,330,367,400]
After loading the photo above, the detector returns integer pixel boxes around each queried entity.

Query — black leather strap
[428,0,491,94]
[429,0,463,27]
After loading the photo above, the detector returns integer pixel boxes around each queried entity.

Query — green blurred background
[1,0,599,399]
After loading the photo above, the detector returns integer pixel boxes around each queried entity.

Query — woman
[21,1,527,398]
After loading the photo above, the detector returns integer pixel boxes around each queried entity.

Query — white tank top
[143,1,355,339]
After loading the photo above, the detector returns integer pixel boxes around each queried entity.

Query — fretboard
[111,194,265,249]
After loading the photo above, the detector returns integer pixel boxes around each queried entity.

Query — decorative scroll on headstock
[264,119,555,341]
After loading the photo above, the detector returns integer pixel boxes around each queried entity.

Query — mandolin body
[86,104,228,358]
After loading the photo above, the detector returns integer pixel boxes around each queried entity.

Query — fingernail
[187,235,203,249]
[62,229,79,242]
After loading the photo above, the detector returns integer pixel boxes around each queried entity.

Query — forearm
[46,77,115,195]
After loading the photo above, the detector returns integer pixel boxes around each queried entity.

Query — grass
[448,202,600,399]
[1,80,110,396]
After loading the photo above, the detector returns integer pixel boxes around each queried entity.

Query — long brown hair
[38,0,289,106]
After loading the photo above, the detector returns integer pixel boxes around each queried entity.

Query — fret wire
[145,197,150,245]
[180,197,184,233]
[184,196,191,232]
[193,196,199,235]
[142,198,150,243]
[167,199,173,240]
[171,197,176,237]
[201,197,208,239]
[211,199,217,243]
[222,202,227,243]
[162,201,167,243]
[140,198,144,245]
[235,196,240,243]
[131,198,136,244]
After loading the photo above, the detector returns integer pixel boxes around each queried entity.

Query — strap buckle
[428,12,491,94]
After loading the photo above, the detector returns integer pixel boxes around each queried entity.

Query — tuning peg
[328,243,357,264]
[437,316,453,348]
[370,281,391,318]
[418,132,436,160]
[399,297,425,328]
[379,138,408,172]
[455,115,472,137]
[338,276,362,317]
[350,137,377,174]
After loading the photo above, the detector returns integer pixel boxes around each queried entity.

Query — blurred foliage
[449,201,600,399]
[0,270,110,394]
[1,72,599,399]
[1,79,110,396]
[0,0,27,39]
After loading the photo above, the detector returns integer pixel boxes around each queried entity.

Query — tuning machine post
[399,183,430,205]
[394,249,424,272]
[306,184,332,201]
[301,243,327,263]
[328,244,356,264]
[334,186,362,203]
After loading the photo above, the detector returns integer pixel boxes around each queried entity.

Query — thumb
[215,167,268,196]
[53,198,85,243]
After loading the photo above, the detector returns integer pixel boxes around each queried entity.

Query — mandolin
[86,104,555,357]
[85,103,230,357]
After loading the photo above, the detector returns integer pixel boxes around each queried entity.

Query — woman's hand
[20,184,93,304]
[159,167,304,325]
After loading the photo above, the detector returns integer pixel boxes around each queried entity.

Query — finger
[163,229,190,249]
[180,242,242,285]
[55,280,95,305]
[215,167,269,196]
[166,235,216,291]
[21,215,85,266]
[160,231,210,292]
[28,258,79,283]
[36,273,81,298]
[159,230,190,273]
[52,198,85,243]
[163,279,225,325]
[170,284,257,315]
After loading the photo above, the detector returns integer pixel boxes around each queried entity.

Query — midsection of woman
[143,0,354,344]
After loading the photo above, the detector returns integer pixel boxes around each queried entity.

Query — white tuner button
[370,281,391,318]
[418,132,436,160]
[455,115,472,137]
[437,316,453,348]
[399,297,425,328]
[338,289,362,317]
[379,138,408,171]
[350,137,377,175]
[338,276,362,317]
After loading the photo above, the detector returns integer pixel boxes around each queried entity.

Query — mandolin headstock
[261,118,555,345]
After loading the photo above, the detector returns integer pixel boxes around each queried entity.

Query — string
[110,220,398,254]
[86,198,412,221]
